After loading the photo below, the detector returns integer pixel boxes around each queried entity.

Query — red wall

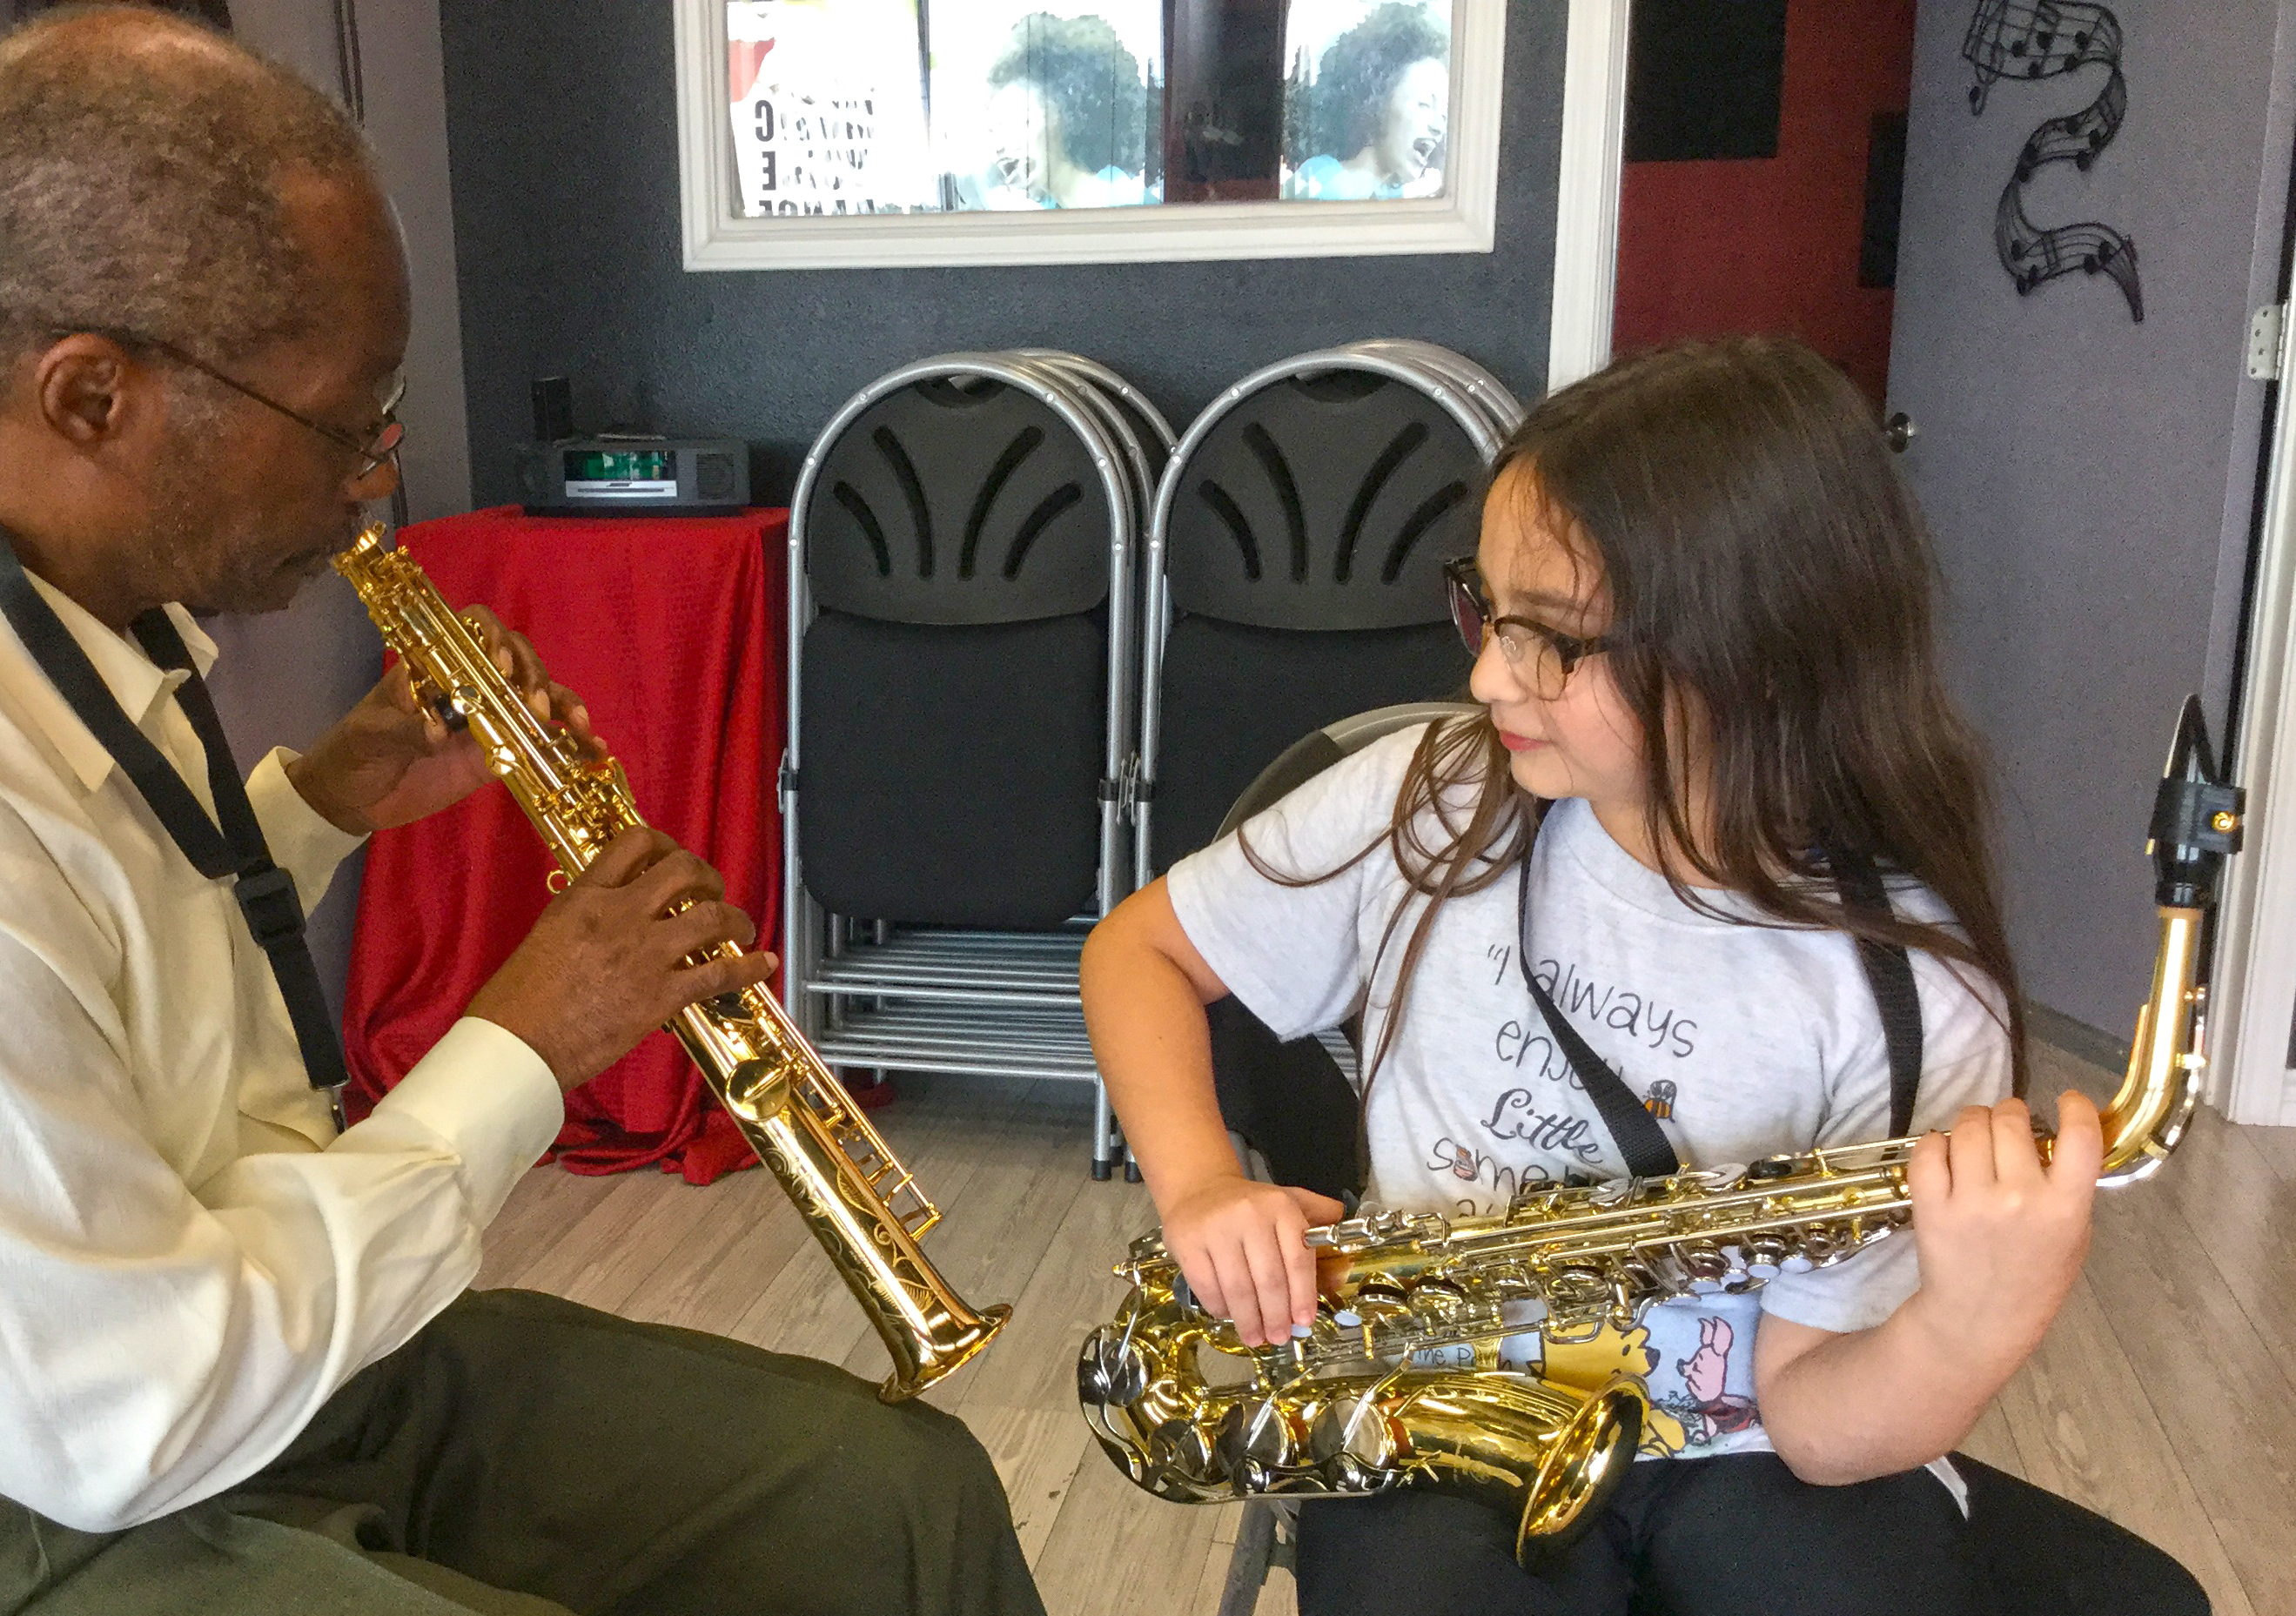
[1612,0,1917,406]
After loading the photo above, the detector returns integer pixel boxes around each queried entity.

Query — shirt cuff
[244,747,367,913]
[363,1017,565,1226]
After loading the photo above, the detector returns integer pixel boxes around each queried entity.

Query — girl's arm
[1079,879,1344,1347]
[1752,1093,2104,1485]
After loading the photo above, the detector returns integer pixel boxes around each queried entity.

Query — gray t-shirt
[1165,723,2011,1459]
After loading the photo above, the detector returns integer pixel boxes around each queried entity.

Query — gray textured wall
[1888,0,2291,1036]
[439,1,1568,506]
[202,0,473,1011]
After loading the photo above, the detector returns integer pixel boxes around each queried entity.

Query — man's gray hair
[0,6,378,367]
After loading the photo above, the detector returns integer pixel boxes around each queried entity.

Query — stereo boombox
[514,438,751,517]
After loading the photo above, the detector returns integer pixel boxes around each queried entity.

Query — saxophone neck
[2099,697,2244,1181]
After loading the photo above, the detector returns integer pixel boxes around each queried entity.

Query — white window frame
[2213,307,2296,1126]
[673,0,1628,379]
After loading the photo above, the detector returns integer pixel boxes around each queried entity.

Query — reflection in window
[724,0,1452,216]
[1283,1,1451,201]
[932,5,1164,210]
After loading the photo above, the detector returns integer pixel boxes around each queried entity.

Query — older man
[0,10,1042,1614]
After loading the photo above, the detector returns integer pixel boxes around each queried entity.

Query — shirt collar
[0,573,218,794]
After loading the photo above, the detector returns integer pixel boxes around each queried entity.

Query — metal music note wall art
[1961,0,2142,322]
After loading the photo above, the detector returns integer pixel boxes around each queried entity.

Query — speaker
[530,376,573,443]
[513,438,750,516]
[695,449,740,502]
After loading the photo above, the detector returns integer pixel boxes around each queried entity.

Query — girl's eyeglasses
[1442,556,1608,701]
[51,324,405,482]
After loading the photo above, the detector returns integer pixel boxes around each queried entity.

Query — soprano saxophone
[1078,698,2241,1562]
[336,524,1010,1401]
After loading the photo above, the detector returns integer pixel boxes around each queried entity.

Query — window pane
[728,0,938,217]
[1281,0,1452,201]
[929,4,1165,211]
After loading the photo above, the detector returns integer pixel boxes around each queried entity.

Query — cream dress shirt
[0,574,564,1532]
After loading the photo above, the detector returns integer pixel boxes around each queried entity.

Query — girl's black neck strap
[0,525,350,1130]
[1515,832,1923,1181]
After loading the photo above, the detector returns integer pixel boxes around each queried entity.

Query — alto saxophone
[1078,698,2241,1562]
[336,524,1010,1401]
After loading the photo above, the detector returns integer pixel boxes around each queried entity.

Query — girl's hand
[1160,1175,1346,1348]
[1903,1093,2103,1374]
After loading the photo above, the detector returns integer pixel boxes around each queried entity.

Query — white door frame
[1548,0,1631,390]
[2215,307,2296,1126]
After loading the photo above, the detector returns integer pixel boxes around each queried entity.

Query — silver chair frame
[782,352,1152,1176]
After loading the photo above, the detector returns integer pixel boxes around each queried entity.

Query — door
[1883,0,2292,1064]
[1613,0,1916,406]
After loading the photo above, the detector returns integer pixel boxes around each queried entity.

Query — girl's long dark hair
[1251,336,2027,1102]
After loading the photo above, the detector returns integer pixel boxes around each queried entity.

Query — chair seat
[800,610,1106,929]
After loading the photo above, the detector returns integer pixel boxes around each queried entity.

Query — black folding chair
[782,352,1163,1175]
[1134,345,1517,885]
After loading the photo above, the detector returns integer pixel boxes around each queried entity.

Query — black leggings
[1295,1454,1977,1616]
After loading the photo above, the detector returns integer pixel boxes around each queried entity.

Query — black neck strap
[0,526,349,1130]
[1515,833,1924,1180]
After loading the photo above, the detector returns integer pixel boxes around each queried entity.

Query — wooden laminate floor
[477,1044,2296,1616]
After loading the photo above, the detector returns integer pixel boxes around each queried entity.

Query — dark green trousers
[0,1289,1045,1616]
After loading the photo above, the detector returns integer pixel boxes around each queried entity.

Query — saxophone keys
[1308,1388,1406,1478]
[1150,1414,1221,1486]
[1076,1324,1149,1407]
[1214,1396,1304,1483]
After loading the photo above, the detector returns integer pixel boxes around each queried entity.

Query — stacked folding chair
[780,352,1172,1178]
[1134,339,1525,883]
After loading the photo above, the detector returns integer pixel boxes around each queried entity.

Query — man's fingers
[380,660,421,714]
[2049,1090,2105,1190]
[655,901,759,962]
[668,948,776,1012]
[580,826,677,888]
[546,682,594,740]
[630,847,728,912]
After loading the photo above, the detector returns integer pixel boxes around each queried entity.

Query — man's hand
[466,827,778,1092]
[286,606,600,836]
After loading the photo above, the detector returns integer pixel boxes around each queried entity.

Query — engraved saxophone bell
[333,524,1008,1401]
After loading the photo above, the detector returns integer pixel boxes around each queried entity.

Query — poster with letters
[727,0,937,217]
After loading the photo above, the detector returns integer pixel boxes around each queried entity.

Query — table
[341,505,788,1184]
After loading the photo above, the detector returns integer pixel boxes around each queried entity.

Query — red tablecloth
[341,506,788,1184]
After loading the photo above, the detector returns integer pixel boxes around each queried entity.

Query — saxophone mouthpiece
[2146,694,2242,909]
[339,520,390,562]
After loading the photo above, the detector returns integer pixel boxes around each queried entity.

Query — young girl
[1080,337,2104,1615]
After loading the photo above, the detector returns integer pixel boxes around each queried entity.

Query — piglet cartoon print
[1677,1317,1759,1446]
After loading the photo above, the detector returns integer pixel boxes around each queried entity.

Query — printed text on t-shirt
[1528,958,1700,1058]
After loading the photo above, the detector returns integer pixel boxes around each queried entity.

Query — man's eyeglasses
[57,325,405,480]
[1442,556,1608,701]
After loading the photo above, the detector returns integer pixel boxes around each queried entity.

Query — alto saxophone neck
[2098,695,2244,1184]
